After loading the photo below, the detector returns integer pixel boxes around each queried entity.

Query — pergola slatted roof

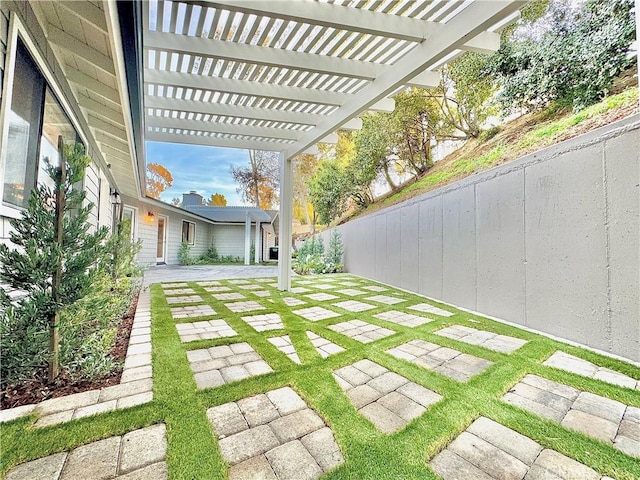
[142,0,522,158]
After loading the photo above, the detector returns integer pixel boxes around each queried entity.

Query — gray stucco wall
[324,114,640,362]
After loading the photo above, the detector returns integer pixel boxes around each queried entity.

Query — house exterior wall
[212,224,256,260]
[321,115,640,362]
[0,2,112,244]
[121,196,214,267]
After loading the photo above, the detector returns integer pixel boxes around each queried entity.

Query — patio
[2,272,639,479]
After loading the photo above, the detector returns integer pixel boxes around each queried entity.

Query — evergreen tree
[325,229,344,267]
[0,140,108,382]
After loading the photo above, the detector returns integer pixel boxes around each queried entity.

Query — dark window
[182,220,195,245]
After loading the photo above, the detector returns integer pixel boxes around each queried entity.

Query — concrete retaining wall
[323,114,640,362]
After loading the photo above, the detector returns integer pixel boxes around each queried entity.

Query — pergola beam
[195,0,501,51]
[145,69,349,106]
[146,130,289,151]
[286,1,523,159]
[145,30,385,80]
[146,116,306,141]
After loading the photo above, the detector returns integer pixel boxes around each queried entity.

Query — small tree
[0,140,108,382]
[325,229,344,267]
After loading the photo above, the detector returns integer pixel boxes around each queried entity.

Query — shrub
[178,241,195,265]
[293,234,344,275]
[200,245,220,263]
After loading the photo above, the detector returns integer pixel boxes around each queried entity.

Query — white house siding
[97,169,113,230]
[83,163,100,232]
[212,224,256,260]
[263,229,276,261]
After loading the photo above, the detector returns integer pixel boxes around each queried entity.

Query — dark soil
[0,291,140,410]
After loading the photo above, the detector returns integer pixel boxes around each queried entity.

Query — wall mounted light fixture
[147,212,155,222]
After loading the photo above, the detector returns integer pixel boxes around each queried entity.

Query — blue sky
[146,142,250,206]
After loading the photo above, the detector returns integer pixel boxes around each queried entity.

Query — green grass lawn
[2,273,639,479]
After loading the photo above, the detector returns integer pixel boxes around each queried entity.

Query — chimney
[182,191,203,206]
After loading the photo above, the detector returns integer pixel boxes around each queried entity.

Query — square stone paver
[407,303,454,317]
[212,292,246,301]
[430,417,606,480]
[166,295,203,305]
[314,284,335,290]
[361,285,386,292]
[334,359,441,433]
[188,343,273,389]
[335,289,366,296]
[306,293,339,301]
[170,305,216,320]
[282,297,306,307]
[237,284,262,290]
[208,387,343,479]
[291,287,312,294]
[205,286,233,293]
[435,325,528,353]
[306,331,345,358]
[163,288,196,296]
[338,281,362,287]
[544,351,640,390]
[365,295,406,305]
[253,290,271,297]
[332,300,376,313]
[176,320,237,342]
[503,374,639,456]
[197,280,221,286]
[225,301,266,313]
[374,310,433,328]
[329,320,395,344]
[386,340,493,382]
[228,279,250,284]
[269,336,300,364]
[4,425,168,480]
[162,282,188,288]
[294,306,341,321]
[242,313,284,332]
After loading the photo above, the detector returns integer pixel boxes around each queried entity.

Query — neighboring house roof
[182,205,272,224]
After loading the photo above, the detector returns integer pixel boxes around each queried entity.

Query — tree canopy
[230,150,279,209]
[146,163,173,199]
[208,193,228,206]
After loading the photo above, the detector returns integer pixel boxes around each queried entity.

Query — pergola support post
[254,221,261,263]
[244,212,251,266]
[278,151,293,291]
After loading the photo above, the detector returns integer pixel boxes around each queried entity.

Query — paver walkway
[431,417,613,480]
[5,424,167,480]
[208,387,343,480]
[503,374,640,457]
[3,272,639,480]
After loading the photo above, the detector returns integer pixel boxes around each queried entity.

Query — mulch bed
[0,291,139,410]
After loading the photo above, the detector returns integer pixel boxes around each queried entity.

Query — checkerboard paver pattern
[339,281,362,287]
[282,297,306,307]
[435,325,528,353]
[268,336,300,363]
[294,306,341,321]
[242,313,284,332]
[306,292,339,301]
[329,320,395,344]
[225,301,266,313]
[170,305,216,320]
[335,288,366,296]
[374,310,432,327]
[314,284,335,290]
[162,282,188,288]
[188,343,273,390]
[166,295,203,305]
[228,279,250,284]
[407,303,454,317]
[430,417,611,480]
[163,288,196,296]
[386,340,493,382]
[361,285,386,292]
[334,360,441,433]
[306,332,345,358]
[503,374,640,457]
[254,277,275,283]
[207,387,343,480]
[4,424,168,480]
[332,300,376,313]
[176,320,237,342]
[544,351,640,390]
[204,286,233,293]
[365,295,406,305]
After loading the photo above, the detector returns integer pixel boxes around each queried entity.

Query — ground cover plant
[2,274,639,479]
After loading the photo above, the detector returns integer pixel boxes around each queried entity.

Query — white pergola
[140,0,523,290]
